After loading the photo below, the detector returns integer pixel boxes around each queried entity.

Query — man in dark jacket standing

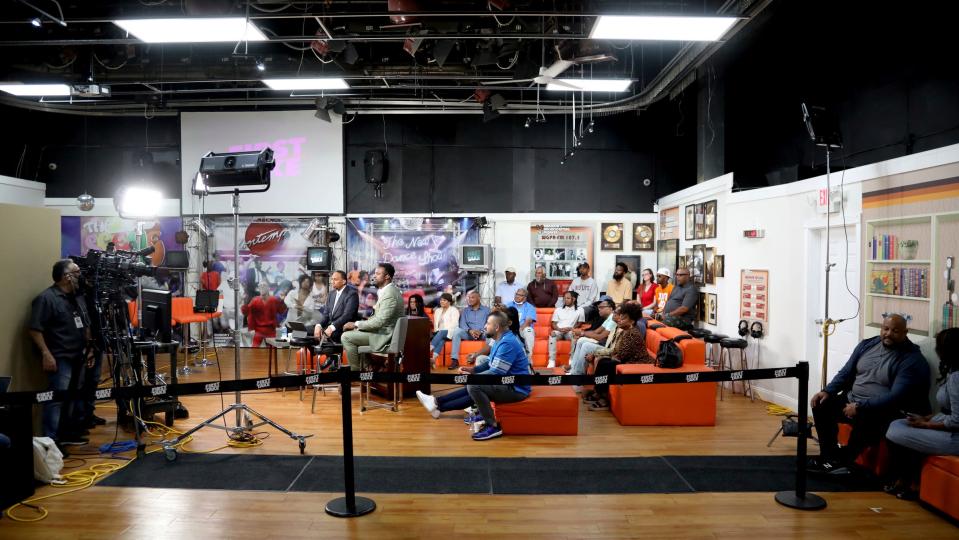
[808,314,930,474]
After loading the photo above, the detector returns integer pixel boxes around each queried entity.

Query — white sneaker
[416,390,439,418]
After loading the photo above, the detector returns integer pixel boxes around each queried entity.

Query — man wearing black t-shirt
[29,260,94,447]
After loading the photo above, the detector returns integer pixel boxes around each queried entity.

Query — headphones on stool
[738,320,749,337]
[750,321,764,339]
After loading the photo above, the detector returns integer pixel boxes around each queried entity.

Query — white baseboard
[749,386,798,411]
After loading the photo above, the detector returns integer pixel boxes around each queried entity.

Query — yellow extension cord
[767,404,794,416]
[3,407,263,522]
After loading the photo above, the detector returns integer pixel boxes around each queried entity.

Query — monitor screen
[163,250,189,269]
[462,245,486,266]
[141,288,172,342]
[306,247,332,271]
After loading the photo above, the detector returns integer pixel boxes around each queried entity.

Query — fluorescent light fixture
[590,15,737,41]
[263,78,349,90]
[0,83,71,96]
[546,79,633,92]
[113,18,267,43]
[114,186,162,219]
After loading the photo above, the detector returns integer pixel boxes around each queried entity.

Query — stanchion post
[775,361,827,510]
[325,366,376,518]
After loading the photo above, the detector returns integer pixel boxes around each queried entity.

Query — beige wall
[0,203,61,391]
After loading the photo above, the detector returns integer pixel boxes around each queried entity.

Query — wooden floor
[1,348,955,538]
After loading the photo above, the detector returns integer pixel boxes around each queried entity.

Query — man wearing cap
[495,267,521,305]
[653,268,674,317]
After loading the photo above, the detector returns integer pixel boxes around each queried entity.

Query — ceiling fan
[480,45,615,89]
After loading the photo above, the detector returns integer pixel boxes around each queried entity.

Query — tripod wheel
[164,447,178,462]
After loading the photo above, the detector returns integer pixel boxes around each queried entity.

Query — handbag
[656,334,691,369]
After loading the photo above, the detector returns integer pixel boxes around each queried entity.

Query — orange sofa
[608,324,715,426]
[920,455,959,520]
[494,385,579,435]
[836,423,890,478]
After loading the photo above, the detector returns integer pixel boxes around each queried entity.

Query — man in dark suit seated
[313,270,358,344]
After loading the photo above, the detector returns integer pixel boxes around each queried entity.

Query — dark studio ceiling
[0,0,770,116]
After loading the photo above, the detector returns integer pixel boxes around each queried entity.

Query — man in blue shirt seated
[506,288,537,357]
[465,311,532,441]
[446,290,490,370]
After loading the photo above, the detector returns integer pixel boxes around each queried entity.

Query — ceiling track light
[255,58,266,72]
[30,17,41,27]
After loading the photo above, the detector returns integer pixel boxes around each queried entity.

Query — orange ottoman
[920,455,959,520]
[494,386,578,435]
[610,364,716,426]
[837,423,890,477]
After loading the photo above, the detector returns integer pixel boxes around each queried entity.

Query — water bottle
[278,326,287,341]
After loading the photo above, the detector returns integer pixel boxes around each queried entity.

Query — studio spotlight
[114,185,161,219]
[587,120,595,133]
[30,17,41,27]
[524,117,531,128]
[255,58,266,71]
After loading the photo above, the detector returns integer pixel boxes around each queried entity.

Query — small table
[264,337,294,377]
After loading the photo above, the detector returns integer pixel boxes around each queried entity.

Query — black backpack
[656,334,691,369]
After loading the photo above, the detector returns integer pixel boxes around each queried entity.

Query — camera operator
[28,260,96,448]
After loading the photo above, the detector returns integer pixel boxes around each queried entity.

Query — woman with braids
[883,327,959,500]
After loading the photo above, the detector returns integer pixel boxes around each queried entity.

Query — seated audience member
[637,268,657,317]
[494,267,521,304]
[653,268,674,316]
[430,293,461,368]
[406,294,428,318]
[559,262,599,308]
[448,290,490,370]
[583,303,652,410]
[605,262,634,304]
[506,289,537,357]
[313,270,358,344]
[808,314,930,475]
[284,274,317,321]
[567,298,617,375]
[527,266,559,308]
[658,268,697,330]
[548,291,583,368]
[467,311,532,441]
[241,281,288,347]
[882,328,959,500]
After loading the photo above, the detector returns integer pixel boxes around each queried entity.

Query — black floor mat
[489,457,692,494]
[292,456,491,494]
[667,455,882,493]
[98,453,310,491]
[98,453,881,495]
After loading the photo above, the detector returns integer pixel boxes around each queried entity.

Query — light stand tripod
[164,152,311,460]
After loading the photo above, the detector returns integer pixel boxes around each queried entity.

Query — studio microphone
[136,245,156,257]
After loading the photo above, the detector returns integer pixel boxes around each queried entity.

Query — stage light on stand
[114,185,161,219]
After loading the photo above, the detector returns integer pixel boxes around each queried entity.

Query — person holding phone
[882,328,959,499]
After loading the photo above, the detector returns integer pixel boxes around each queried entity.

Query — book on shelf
[944,303,958,332]
[870,267,928,298]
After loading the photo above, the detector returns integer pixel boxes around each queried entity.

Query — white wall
[45,197,181,217]
[0,175,45,207]
[658,143,959,410]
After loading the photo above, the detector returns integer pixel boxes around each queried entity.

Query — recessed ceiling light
[0,83,71,96]
[546,79,633,92]
[590,15,738,41]
[262,78,350,90]
[113,18,267,44]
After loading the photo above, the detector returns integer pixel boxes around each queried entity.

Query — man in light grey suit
[313,270,359,343]
[341,263,405,371]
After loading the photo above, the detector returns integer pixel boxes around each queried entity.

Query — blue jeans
[449,327,485,361]
[569,339,603,375]
[437,387,473,412]
[43,355,83,440]
[78,350,103,424]
[430,330,449,358]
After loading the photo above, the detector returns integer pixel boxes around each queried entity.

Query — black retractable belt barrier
[0,362,825,513]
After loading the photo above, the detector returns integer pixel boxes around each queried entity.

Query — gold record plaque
[633,223,655,251]
[601,222,623,251]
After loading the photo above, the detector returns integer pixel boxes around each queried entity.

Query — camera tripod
[162,189,311,460]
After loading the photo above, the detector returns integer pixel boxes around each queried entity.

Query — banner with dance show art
[61,216,183,267]
[346,217,479,310]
